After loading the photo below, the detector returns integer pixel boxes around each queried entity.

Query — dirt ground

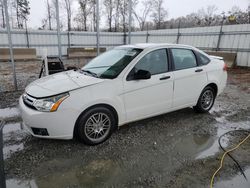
[0,68,250,188]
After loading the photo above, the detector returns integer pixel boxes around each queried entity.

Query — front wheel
[194,86,215,113]
[75,107,116,145]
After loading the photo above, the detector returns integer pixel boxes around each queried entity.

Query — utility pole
[55,0,62,58]
[128,0,132,44]
[96,0,100,55]
[3,0,17,91]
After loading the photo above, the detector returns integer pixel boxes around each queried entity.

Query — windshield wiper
[80,69,99,78]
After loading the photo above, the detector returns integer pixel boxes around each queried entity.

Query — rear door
[123,49,174,122]
[170,48,207,108]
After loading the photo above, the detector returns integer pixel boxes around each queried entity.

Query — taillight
[223,63,227,71]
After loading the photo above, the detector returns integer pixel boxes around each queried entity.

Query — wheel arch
[205,82,218,96]
[73,103,119,138]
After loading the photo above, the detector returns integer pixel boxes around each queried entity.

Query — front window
[81,48,142,79]
[133,49,168,75]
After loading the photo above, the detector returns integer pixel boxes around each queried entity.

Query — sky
[28,0,249,29]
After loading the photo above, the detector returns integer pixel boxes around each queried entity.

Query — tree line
[0,0,250,31]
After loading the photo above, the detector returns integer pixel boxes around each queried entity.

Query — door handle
[195,69,203,72]
[159,76,171,80]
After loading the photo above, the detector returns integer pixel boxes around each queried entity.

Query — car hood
[25,70,104,98]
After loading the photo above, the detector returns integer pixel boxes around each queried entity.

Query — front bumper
[19,97,78,140]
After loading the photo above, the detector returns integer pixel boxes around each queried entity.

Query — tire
[193,86,215,113]
[75,107,116,145]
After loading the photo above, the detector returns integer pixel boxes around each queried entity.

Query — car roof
[117,43,195,50]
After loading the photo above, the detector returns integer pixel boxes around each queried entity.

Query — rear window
[171,48,197,70]
[197,52,210,65]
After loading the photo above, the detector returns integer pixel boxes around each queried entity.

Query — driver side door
[122,49,174,122]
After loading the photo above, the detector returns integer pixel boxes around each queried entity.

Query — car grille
[22,93,37,110]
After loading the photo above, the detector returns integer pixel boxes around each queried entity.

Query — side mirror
[134,69,151,80]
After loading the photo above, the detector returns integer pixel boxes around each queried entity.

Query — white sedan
[19,43,227,145]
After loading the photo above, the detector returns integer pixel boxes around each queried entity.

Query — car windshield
[81,48,142,79]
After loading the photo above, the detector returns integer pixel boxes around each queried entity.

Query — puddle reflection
[7,159,122,188]
[175,120,250,159]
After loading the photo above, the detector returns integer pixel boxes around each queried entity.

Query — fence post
[216,17,225,51]
[176,20,181,44]
[146,23,149,43]
[128,0,132,44]
[96,0,100,55]
[0,120,6,188]
[25,20,29,48]
[123,32,127,45]
[55,0,62,58]
[3,0,17,91]
[67,31,70,48]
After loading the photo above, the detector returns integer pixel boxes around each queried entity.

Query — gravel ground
[1,68,250,188]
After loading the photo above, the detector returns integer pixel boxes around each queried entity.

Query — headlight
[33,93,69,112]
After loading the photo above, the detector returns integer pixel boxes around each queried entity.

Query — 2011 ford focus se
[19,43,227,145]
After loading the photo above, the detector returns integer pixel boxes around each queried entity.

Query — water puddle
[174,120,250,160]
[0,107,20,119]
[6,159,122,188]
[215,167,250,188]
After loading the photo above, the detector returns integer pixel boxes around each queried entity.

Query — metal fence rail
[0,24,250,67]
[0,120,6,188]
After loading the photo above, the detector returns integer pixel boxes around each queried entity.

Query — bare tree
[151,0,167,29]
[134,0,152,31]
[0,0,5,28]
[114,0,120,31]
[104,0,115,31]
[197,5,218,26]
[63,0,72,31]
[120,0,128,32]
[90,0,96,31]
[42,0,64,30]
[75,0,92,31]
[248,4,250,23]
[119,0,137,32]
[46,0,53,30]
[14,0,30,28]
[14,0,20,28]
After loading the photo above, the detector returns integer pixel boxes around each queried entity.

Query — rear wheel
[76,107,116,145]
[194,86,215,113]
